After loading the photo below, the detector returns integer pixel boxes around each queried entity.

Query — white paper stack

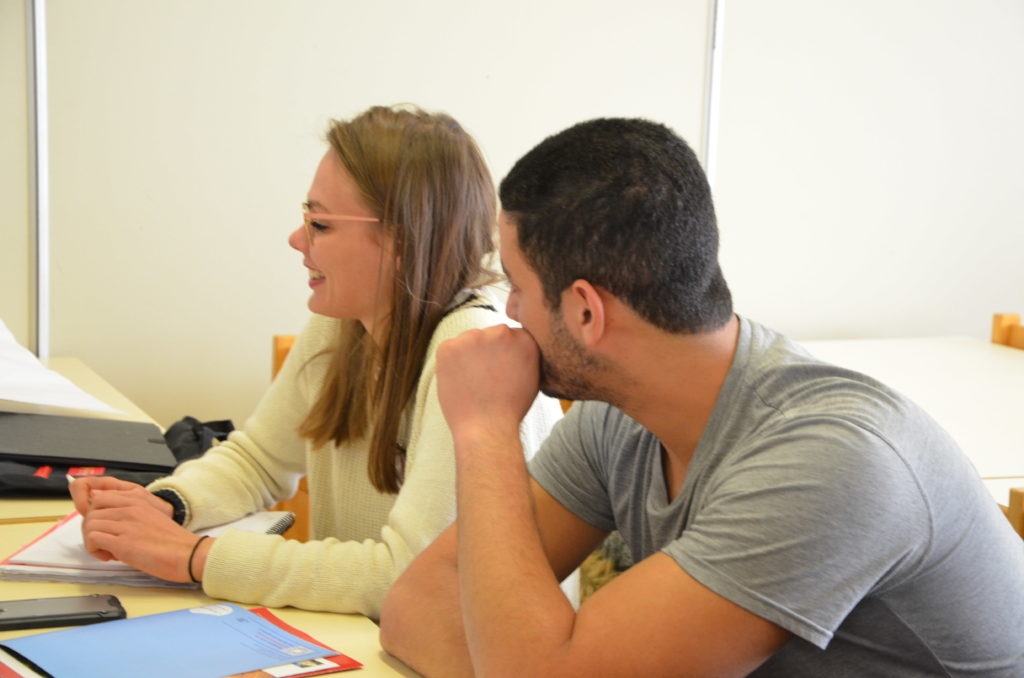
[0,511,294,587]
[0,317,122,415]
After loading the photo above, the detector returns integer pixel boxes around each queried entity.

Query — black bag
[0,415,233,495]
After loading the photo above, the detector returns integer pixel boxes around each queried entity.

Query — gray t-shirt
[530,316,1024,676]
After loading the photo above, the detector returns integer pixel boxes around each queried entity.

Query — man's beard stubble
[537,311,619,406]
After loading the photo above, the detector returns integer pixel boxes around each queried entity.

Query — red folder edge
[248,607,363,673]
[0,512,78,566]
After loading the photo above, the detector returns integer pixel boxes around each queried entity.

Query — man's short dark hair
[499,118,732,334]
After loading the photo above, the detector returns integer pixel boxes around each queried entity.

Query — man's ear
[564,279,606,347]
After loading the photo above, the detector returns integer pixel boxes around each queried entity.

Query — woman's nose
[288,225,307,253]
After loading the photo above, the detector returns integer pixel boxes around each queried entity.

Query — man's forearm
[455,428,577,677]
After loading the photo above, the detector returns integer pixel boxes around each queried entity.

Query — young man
[379,119,1024,677]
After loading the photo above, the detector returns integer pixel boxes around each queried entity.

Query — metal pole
[27,0,50,359]
[701,0,725,191]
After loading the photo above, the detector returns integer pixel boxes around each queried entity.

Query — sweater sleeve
[200,366,458,619]
[146,315,329,530]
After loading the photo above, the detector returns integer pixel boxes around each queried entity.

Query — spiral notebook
[0,510,294,587]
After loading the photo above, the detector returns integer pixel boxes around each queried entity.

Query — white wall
[0,0,32,348]
[714,0,1024,340]
[18,1,1024,428]
[43,0,711,427]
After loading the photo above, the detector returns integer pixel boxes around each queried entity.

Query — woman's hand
[80,488,213,583]
[69,476,174,519]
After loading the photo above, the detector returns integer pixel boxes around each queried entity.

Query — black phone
[0,594,126,631]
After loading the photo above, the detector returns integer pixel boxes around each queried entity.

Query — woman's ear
[564,279,606,348]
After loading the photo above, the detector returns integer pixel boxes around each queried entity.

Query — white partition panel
[714,0,1024,340]
[46,0,711,426]
[0,0,32,348]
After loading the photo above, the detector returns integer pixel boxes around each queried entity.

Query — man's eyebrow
[305,199,327,211]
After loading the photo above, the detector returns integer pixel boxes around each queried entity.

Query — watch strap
[152,488,188,525]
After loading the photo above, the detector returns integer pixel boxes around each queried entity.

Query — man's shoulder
[740,318,919,428]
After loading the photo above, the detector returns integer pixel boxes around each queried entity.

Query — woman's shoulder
[432,287,509,339]
[292,314,342,359]
[302,312,342,333]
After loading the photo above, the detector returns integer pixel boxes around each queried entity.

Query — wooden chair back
[999,488,1024,539]
[271,334,309,541]
[990,316,1023,538]
[272,335,297,378]
[991,313,1024,350]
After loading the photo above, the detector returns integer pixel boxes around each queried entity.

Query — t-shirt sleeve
[529,401,617,532]
[664,416,932,649]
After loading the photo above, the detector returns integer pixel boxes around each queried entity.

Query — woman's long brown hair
[298,105,497,493]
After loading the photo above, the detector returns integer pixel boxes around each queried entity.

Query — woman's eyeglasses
[301,202,382,242]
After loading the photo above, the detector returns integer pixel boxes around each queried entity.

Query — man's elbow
[378,581,409,658]
[379,585,463,678]
[380,525,465,673]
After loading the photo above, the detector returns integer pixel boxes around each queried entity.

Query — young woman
[70,105,563,618]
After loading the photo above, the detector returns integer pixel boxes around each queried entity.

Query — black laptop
[0,412,177,472]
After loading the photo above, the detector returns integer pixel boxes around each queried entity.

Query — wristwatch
[151,489,187,525]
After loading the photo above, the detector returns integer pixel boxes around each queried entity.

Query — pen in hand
[66,474,93,508]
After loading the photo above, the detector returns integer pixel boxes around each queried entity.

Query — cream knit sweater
[148,291,563,618]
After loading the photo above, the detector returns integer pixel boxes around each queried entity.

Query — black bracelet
[188,535,210,584]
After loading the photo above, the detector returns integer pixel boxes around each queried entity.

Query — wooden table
[799,336,1024,503]
[0,521,418,676]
